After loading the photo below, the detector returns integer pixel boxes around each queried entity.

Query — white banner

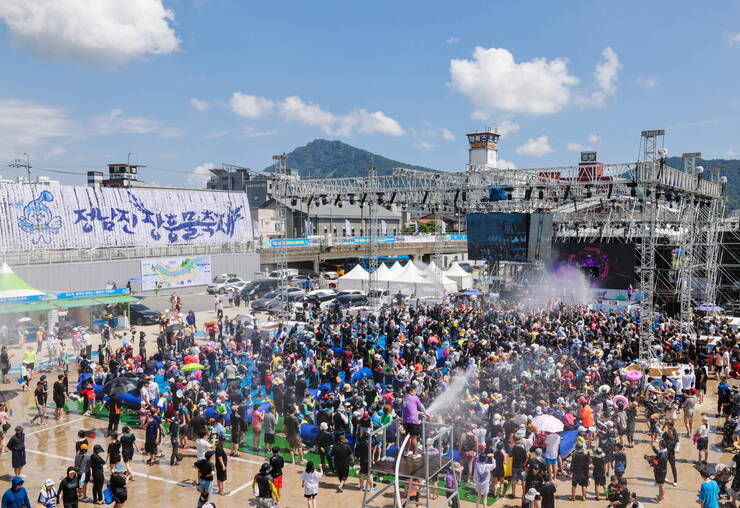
[140,255,212,291]
[0,183,253,251]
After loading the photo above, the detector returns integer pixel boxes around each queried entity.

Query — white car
[322,271,340,280]
[320,289,363,309]
[207,276,243,294]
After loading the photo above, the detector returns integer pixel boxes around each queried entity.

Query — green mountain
[263,139,439,178]
[666,156,739,211]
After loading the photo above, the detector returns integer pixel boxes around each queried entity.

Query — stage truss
[272,129,726,359]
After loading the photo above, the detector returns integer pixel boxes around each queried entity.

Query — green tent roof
[0,263,45,299]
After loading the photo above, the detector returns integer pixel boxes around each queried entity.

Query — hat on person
[578,426,587,432]
[452,462,464,473]
[259,463,273,475]
[524,488,539,501]
[114,463,127,473]
[44,478,55,487]
[575,441,585,451]
[593,447,605,458]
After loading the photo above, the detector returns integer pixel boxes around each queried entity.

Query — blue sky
[1,0,739,186]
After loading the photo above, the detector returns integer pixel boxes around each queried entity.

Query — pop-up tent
[445,262,474,290]
[336,264,369,290]
[0,263,46,299]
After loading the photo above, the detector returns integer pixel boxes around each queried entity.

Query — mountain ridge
[263,139,439,178]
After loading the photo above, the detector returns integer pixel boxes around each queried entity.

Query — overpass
[259,235,468,271]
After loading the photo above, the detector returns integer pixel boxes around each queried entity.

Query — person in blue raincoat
[1,477,31,508]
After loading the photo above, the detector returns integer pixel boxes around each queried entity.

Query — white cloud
[587,133,600,145]
[230,93,274,119]
[576,47,622,107]
[414,140,436,150]
[567,143,590,151]
[446,36,461,44]
[44,146,68,159]
[188,162,214,188]
[421,128,455,141]
[497,119,520,136]
[449,47,579,116]
[637,76,658,88]
[0,0,180,68]
[278,96,404,137]
[497,159,517,170]
[205,130,230,139]
[0,99,70,157]
[727,149,737,157]
[728,32,740,44]
[190,98,210,111]
[516,135,554,157]
[91,109,180,138]
[241,128,278,138]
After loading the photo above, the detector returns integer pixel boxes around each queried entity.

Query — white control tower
[466,126,500,170]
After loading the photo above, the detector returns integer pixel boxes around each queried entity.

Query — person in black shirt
[90,445,106,505]
[194,450,215,507]
[331,434,353,491]
[110,463,128,506]
[592,447,607,500]
[106,395,121,437]
[214,436,228,495]
[119,426,137,475]
[168,415,182,466]
[269,447,285,497]
[539,474,557,508]
[509,439,527,499]
[7,426,26,477]
[31,381,48,424]
[53,374,66,420]
[56,466,80,507]
[229,404,243,457]
[647,441,668,503]
[106,432,121,472]
[569,442,590,501]
[356,431,374,492]
[316,422,335,473]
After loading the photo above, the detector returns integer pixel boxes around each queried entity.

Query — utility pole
[9,153,31,183]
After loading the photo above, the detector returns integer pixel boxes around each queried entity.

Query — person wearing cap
[569,441,590,502]
[331,434,353,492]
[698,468,720,508]
[1,476,30,508]
[74,443,92,502]
[522,487,540,508]
[6,426,25,477]
[56,467,79,507]
[37,478,57,508]
[252,462,279,507]
[444,463,462,508]
[31,378,48,425]
[592,447,607,500]
[110,463,128,507]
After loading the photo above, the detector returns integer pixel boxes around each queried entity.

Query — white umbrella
[531,414,564,433]
[16,317,32,323]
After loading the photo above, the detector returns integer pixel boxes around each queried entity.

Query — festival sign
[0,183,254,251]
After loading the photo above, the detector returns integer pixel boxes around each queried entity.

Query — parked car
[321,271,340,280]
[207,276,243,294]
[266,292,306,313]
[320,289,364,309]
[129,303,160,325]
[250,291,283,312]
[225,280,247,292]
[329,294,369,310]
[241,279,279,301]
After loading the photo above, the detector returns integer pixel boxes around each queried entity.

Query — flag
[344,219,351,236]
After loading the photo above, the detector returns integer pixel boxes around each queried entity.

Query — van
[241,279,279,300]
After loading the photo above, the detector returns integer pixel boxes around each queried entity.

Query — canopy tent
[0,263,47,300]
[375,263,393,281]
[336,264,369,290]
[445,262,474,290]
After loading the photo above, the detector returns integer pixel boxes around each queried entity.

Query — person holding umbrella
[6,426,25,477]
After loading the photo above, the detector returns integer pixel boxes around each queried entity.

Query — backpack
[462,434,476,452]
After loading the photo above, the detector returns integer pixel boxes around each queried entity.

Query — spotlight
[389,192,397,204]
[348,194,356,205]
[290,198,297,206]
[320,195,328,206]
[377,192,384,204]
[538,188,544,200]
[630,188,636,198]
[524,188,532,200]
[585,185,592,199]
[333,194,341,206]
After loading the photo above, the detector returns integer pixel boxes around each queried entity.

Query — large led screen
[550,242,637,289]
[467,213,529,263]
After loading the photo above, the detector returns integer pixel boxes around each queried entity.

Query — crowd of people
[1,289,739,508]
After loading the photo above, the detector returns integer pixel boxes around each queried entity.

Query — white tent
[445,262,474,290]
[336,264,369,290]
[0,263,46,299]
[375,263,393,281]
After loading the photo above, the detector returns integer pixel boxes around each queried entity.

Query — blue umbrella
[350,367,373,383]
[463,289,483,296]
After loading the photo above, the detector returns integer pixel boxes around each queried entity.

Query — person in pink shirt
[251,404,264,451]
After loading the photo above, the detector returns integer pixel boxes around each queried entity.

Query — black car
[241,279,279,301]
[329,294,368,310]
[129,303,160,325]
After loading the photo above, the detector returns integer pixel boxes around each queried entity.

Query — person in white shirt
[696,415,710,464]
[473,454,496,508]
[682,368,695,392]
[301,460,323,508]
[544,432,561,479]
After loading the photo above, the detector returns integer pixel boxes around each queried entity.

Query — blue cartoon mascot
[18,190,62,244]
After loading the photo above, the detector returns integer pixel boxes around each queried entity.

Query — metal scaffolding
[272,128,726,357]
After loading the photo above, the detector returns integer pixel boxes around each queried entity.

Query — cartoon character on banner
[18,190,62,244]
